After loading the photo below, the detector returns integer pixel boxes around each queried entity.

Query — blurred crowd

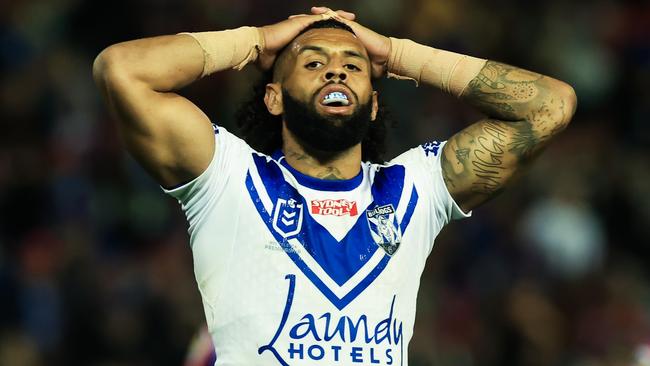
[0,0,648,365]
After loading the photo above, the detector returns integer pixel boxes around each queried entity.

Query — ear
[370,91,379,121]
[264,83,283,116]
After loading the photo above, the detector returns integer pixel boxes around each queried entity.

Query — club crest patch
[366,204,402,255]
[272,198,303,238]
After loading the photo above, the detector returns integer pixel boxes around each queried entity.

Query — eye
[305,61,323,69]
[345,64,361,71]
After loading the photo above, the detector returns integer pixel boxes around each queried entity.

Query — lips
[316,84,355,114]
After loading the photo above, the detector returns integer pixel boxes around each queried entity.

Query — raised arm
[93,33,217,188]
[442,62,576,211]
[92,14,330,187]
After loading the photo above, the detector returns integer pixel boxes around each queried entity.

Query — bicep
[100,75,215,187]
[441,118,544,212]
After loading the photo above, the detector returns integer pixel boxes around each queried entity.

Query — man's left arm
[442,61,577,212]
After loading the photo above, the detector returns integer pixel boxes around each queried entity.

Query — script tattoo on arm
[441,61,576,211]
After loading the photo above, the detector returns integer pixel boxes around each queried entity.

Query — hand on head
[288,7,355,20]
[258,8,351,70]
[258,7,390,78]
[309,6,390,78]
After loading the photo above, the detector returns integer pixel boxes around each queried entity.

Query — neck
[281,128,362,181]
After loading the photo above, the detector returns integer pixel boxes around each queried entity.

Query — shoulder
[375,140,446,171]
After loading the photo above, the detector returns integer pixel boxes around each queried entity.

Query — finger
[312,6,355,20]
[288,13,328,24]
[306,10,344,23]
[293,13,339,28]
[334,18,370,40]
[335,10,356,20]
[310,6,356,23]
[311,6,336,15]
[330,15,355,28]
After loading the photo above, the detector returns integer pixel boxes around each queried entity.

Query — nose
[324,66,347,82]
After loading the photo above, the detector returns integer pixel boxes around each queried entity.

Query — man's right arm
[93,34,215,188]
[93,13,340,188]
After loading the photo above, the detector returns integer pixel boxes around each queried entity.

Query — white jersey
[163,125,470,366]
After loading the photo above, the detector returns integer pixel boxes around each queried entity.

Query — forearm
[461,61,576,125]
[93,26,263,92]
[387,38,576,131]
[386,37,487,96]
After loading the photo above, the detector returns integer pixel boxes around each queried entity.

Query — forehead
[289,28,367,56]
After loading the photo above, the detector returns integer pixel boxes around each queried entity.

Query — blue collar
[271,150,363,192]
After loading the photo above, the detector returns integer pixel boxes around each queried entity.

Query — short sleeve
[391,140,471,230]
[161,125,252,235]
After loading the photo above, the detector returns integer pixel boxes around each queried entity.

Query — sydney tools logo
[311,199,358,216]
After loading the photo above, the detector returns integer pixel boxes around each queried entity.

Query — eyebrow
[298,45,369,62]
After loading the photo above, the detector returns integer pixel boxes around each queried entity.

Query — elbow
[92,45,132,90]
[557,81,578,126]
[93,46,117,88]
[92,48,110,87]
[542,80,577,135]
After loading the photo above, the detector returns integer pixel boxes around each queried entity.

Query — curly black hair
[235,19,395,163]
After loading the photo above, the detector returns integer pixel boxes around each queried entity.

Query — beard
[282,86,372,163]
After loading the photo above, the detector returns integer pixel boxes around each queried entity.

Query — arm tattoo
[462,61,563,164]
[442,61,573,210]
[455,148,470,161]
[508,120,538,161]
[470,122,507,194]
[464,61,543,121]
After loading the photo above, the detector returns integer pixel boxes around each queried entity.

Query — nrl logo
[272,198,304,238]
[366,204,402,255]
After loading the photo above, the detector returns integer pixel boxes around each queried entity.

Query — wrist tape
[387,37,487,97]
[179,26,265,77]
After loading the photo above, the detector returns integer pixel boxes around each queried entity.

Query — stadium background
[0,0,649,365]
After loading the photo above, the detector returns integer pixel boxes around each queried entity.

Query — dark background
[1,0,649,365]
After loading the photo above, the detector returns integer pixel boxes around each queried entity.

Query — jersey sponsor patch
[310,199,358,217]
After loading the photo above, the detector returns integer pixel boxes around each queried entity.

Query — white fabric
[163,126,470,366]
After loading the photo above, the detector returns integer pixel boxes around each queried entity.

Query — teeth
[325,92,348,100]
[323,91,350,106]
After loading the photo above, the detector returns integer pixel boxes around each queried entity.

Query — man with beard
[94,7,576,365]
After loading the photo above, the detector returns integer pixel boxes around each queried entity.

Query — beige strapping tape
[180,26,265,77]
[387,37,486,97]
[182,12,343,78]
